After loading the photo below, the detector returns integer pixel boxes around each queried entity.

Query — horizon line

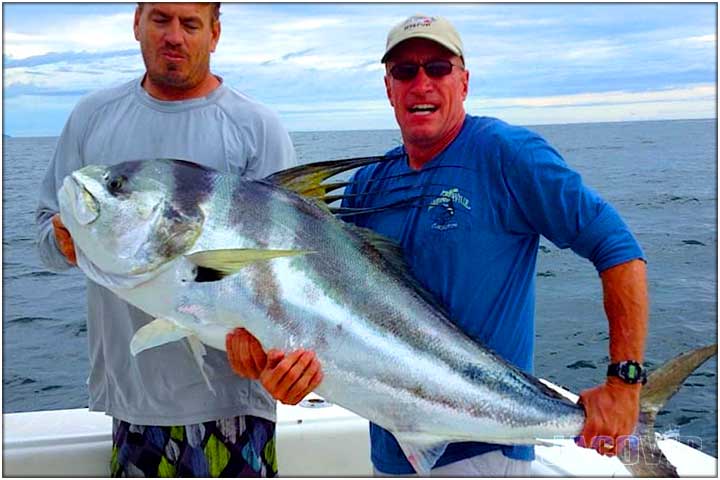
[4,116,716,139]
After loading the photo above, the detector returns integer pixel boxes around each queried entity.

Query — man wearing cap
[338,14,648,476]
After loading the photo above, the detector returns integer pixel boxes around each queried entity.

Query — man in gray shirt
[36,3,319,476]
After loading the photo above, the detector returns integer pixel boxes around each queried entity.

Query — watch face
[625,363,639,380]
[608,361,647,384]
[619,361,646,384]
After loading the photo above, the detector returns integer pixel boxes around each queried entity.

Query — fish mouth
[62,174,100,226]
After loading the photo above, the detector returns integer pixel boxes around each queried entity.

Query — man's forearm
[600,258,648,363]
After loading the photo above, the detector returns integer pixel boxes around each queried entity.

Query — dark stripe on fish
[383,377,481,419]
[105,161,146,198]
[228,180,277,228]
[169,159,216,216]
[248,262,287,324]
[107,160,144,183]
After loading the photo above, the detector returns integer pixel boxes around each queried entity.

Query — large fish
[57,157,715,476]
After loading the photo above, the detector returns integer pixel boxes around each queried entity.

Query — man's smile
[408,104,439,115]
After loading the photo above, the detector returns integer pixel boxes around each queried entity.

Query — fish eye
[107,175,127,193]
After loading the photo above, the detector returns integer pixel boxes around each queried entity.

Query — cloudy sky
[3,3,717,137]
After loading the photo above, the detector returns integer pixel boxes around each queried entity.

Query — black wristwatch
[607,360,647,385]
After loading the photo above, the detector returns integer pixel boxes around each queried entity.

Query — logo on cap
[403,16,436,31]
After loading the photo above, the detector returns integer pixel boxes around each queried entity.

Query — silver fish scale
[176,174,586,443]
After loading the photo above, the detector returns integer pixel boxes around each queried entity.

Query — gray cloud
[4,82,92,98]
[281,48,315,61]
[25,71,52,77]
[261,48,318,66]
[4,49,138,68]
[53,66,109,76]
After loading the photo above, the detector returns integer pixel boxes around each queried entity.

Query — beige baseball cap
[381,14,464,63]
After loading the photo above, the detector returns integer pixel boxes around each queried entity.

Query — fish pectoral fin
[394,433,449,476]
[130,319,217,396]
[130,318,192,355]
[186,248,313,281]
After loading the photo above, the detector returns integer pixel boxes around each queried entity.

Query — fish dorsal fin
[393,433,449,475]
[350,225,451,318]
[329,194,427,218]
[186,248,313,281]
[354,226,405,261]
[264,156,388,202]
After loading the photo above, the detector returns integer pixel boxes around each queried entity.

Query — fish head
[58,160,204,277]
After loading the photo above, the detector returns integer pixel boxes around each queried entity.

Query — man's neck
[405,116,465,170]
[142,73,221,101]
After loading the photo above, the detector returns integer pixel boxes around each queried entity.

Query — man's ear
[384,74,394,107]
[461,69,469,101]
[210,19,221,53]
[133,6,141,41]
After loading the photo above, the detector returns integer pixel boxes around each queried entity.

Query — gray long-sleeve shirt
[36,77,297,425]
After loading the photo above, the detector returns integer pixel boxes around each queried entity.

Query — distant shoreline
[4,117,716,139]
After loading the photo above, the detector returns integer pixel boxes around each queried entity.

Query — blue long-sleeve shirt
[341,115,645,473]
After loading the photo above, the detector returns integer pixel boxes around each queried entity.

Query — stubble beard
[149,61,196,90]
[142,45,208,91]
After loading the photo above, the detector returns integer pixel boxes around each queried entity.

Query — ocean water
[3,119,717,456]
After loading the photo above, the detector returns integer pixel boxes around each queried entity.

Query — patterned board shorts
[111,415,278,477]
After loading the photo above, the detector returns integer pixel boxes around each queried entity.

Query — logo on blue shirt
[428,188,471,231]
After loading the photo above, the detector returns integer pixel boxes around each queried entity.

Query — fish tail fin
[640,344,717,420]
[621,344,717,477]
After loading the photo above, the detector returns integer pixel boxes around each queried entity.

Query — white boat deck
[3,391,717,477]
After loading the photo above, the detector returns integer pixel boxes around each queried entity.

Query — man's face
[134,3,220,90]
[384,39,469,151]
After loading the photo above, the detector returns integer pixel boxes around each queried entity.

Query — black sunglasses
[389,59,463,81]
